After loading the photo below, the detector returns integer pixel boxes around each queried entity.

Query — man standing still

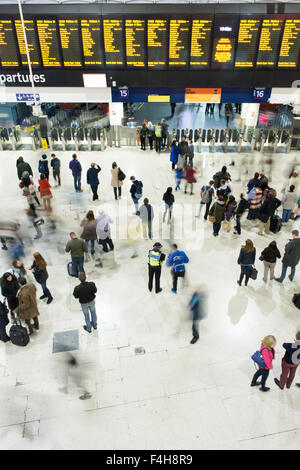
[73,273,97,333]
[148,242,166,294]
[276,230,300,283]
[69,154,83,192]
[65,232,88,278]
[274,331,300,390]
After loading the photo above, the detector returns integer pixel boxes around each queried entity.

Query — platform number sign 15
[253,88,265,100]
[119,88,129,100]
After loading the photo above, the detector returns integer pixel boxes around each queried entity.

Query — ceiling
[2,0,293,4]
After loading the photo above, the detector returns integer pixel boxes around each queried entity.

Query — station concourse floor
[0,145,300,450]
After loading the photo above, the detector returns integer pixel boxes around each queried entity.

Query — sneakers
[83,325,91,333]
[171,288,177,294]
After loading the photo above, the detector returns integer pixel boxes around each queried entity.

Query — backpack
[118,168,126,181]
[218,186,230,200]
[251,347,268,369]
[38,160,47,174]
[293,293,300,310]
[134,181,143,200]
[201,186,211,204]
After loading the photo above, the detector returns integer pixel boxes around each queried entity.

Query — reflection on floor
[0,146,300,450]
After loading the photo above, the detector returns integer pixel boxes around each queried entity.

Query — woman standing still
[251,335,277,392]
[237,239,256,286]
[260,241,281,282]
[163,187,175,224]
[38,173,53,212]
[30,252,53,304]
[1,272,19,320]
[170,140,178,170]
[140,123,147,151]
[80,210,97,255]
[209,195,226,237]
[111,162,123,200]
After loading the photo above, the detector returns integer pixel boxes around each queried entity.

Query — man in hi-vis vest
[148,242,166,294]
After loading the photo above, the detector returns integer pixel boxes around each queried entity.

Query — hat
[42,154,47,159]
[153,242,162,249]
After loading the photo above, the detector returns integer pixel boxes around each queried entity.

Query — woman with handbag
[30,252,53,304]
[208,195,226,237]
[224,195,237,232]
[251,335,277,392]
[111,162,123,200]
[237,239,256,286]
[260,241,281,283]
[1,272,19,321]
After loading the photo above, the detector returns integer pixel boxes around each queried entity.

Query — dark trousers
[148,136,154,150]
[148,266,161,293]
[252,368,269,388]
[53,171,61,185]
[213,222,221,235]
[279,359,299,389]
[204,202,211,220]
[40,281,52,299]
[113,187,121,200]
[90,185,99,200]
[172,271,185,292]
[162,134,167,148]
[235,215,241,234]
[25,317,39,334]
[171,162,176,170]
[155,138,162,153]
[140,137,146,150]
[192,319,199,339]
[98,237,114,252]
[0,326,10,342]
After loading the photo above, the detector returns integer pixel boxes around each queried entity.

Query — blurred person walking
[139,198,154,239]
[196,180,215,220]
[80,210,97,255]
[130,176,143,215]
[111,162,123,200]
[38,154,49,181]
[51,153,61,186]
[38,174,53,213]
[188,286,206,344]
[233,194,248,235]
[166,244,189,294]
[96,210,114,253]
[184,163,197,195]
[170,140,178,170]
[30,252,53,304]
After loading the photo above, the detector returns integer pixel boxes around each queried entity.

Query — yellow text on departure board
[125,19,145,66]
[214,38,233,63]
[278,19,300,67]
[15,20,39,66]
[81,19,102,65]
[37,20,61,67]
[169,19,189,64]
[0,20,19,67]
[190,19,212,63]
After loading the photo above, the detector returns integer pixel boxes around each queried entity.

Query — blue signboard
[112,87,185,103]
[16,93,40,102]
[221,88,271,103]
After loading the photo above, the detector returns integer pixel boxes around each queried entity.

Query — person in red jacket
[251,335,277,392]
[184,163,197,195]
[38,173,53,213]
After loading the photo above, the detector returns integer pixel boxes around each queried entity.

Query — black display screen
[189,16,213,69]
[147,18,168,69]
[15,19,40,67]
[0,19,19,67]
[58,18,82,67]
[211,16,238,69]
[278,16,300,68]
[256,16,284,68]
[103,17,125,68]
[36,19,62,67]
[235,17,261,68]
[81,18,104,67]
[169,18,190,67]
[125,18,146,68]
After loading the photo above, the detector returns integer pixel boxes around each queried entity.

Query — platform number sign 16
[253,88,265,100]
[119,88,129,100]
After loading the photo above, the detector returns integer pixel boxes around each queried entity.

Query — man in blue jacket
[166,244,189,293]
[69,153,83,192]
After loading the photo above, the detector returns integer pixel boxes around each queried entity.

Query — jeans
[192,319,199,339]
[85,240,95,254]
[81,299,97,332]
[40,281,52,298]
[73,174,81,192]
[282,209,292,223]
[71,256,84,278]
[198,202,211,219]
[252,368,269,388]
[175,179,181,191]
[132,197,140,213]
[277,264,296,282]
[213,222,221,235]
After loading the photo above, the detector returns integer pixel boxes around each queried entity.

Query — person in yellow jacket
[148,242,166,293]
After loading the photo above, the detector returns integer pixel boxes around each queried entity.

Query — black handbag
[250,266,258,280]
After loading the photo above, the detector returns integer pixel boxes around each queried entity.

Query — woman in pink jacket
[251,335,277,392]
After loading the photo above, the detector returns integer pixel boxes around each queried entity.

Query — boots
[33,317,39,330]
[237,273,244,286]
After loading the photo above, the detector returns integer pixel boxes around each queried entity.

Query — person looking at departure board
[69,154,83,193]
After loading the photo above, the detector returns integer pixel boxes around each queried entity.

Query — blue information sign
[16,93,40,102]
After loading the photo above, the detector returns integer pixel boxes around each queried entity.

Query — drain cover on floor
[53,330,79,354]
[134,347,145,355]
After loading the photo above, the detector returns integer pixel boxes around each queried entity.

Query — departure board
[81,18,104,66]
[235,17,261,68]
[147,19,168,68]
[125,19,146,68]
[103,18,124,67]
[278,17,300,68]
[256,16,284,68]
[190,17,213,69]
[0,20,19,67]
[37,19,61,67]
[212,16,238,69]
[58,19,82,67]
[15,19,40,67]
[169,19,190,67]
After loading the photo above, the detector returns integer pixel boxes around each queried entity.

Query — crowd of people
[0,127,300,394]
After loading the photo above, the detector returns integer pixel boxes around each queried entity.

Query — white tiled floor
[0,145,300,449]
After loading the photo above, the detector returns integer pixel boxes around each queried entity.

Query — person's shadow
[227,288,249,325]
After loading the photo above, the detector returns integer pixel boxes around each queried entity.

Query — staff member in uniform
[148,242,166,294]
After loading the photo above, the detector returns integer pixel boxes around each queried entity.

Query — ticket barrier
[0,127,22,150]
[49,127,64,151]
[62,127,77,151]
[89,127,102,151]
[76,127,90,151]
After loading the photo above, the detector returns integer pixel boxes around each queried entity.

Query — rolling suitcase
[270,214,282,234]
[67,261,76,277]
[9,318,30,347]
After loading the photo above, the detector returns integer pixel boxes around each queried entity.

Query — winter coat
[73,281,97,304]
[38,179,52,199]
[178,141,188,156]
[30,262,49,284]
[260,345,275,370]
[166,250,189,273]
[15,283,39,320]
[282,237,300,267]
[69,159,82,177]
[1,275,19,301]
[185,167,197,184]
[65,238,88,258]
[281,191,297,211]
[238,248,256,266]
[96,214,113,240]
[38,159,49,175]
[236,198,248,215]
[213,170,231,189]
[247,177,260,192]
[17,161,33,180]
[261,246,281,264]
[80,219,97,241]
[225,200,237,221]
[259,196,281,222]
[187,144,194,160]
[50,157,60,172]
[111,167,123,188]
[170,145,179,163]
[209,201,225,223]
[87,165,101,187]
